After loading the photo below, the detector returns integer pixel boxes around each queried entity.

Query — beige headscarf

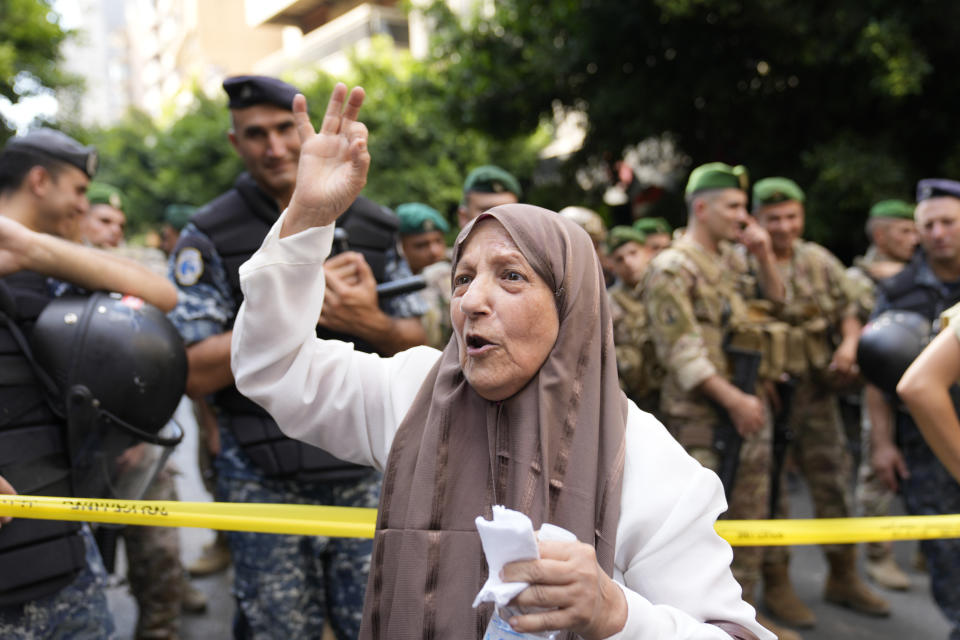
[359,204,628,639]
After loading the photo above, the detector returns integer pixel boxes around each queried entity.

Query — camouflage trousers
[900,437,960,639]
[121,464,184,639]
[854,393,897,558]
[219,470,381,640]
[0,525,115,639]
[766,380,852,566]
[682,411,772,596]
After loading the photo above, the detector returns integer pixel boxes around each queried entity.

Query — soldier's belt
[3,495,960,546]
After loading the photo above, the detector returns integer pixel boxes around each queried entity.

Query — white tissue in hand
[472,506,576,608]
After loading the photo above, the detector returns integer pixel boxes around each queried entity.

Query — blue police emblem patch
[175,247,204,286]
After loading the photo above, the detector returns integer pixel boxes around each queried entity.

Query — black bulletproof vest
[877,250,960,452]
[192,175,396,482]
[0,273,86,607]
[875,251,956,321]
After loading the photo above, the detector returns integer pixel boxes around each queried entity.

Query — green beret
[869,199,914,220]
[164,204,197,231]
[607,226,647,253]
[462,165,522,199]
[753,177,805,207]
[685,162,749,196]
[633,217,672,236]
[396,202,450,235]
[87,182,124,209]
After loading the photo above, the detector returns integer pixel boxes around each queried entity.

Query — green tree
[79,37,545,235]
[0,0,75,141]
[426,0,960,258]
[72,90,241,234]
[300,37,547,221]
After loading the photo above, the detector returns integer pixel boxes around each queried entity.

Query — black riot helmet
[857,310,933,396]
[30,292,186,498]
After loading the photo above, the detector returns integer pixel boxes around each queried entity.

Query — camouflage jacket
[846,246,908,324]
[643,235,758,429]
[609,281,664,411]
[419,260,453,351]
[751,240,857,377]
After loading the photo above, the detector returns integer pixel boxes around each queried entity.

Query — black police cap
[917,178,960,202]
[223,75,299,110]
[4,128,98,178]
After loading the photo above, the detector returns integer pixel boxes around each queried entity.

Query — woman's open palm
[281,83,370,237]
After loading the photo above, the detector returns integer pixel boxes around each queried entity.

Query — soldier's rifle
[713,345,762,503]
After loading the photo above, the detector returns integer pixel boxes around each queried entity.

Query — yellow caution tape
[717,515,960,546]
[3,495,960,546]
[0,495,376,538]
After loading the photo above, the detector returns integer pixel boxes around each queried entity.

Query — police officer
[0,129,177,638]
[633,216,673,256]
[750,177,889,629]
[167,75,426,639]
[396,202,451,350]
[457,164,521,229]
[866,178,960,640]
[606,226,661,413]
[643,163,793,640]
[848,199,917,591]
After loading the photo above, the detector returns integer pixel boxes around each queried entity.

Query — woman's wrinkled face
[451,218,560,401]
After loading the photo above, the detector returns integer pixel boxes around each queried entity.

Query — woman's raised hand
[281,83,370,238]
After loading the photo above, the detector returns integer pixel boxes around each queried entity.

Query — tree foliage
[0,0,75,141]
[425,0,960,258]
[75,37,544,234]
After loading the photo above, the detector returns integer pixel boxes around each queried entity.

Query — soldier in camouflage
[558,206,614,287]
[633,216,673,257]
[607,226,662,413]
[396,202,452,350]
[847,199,917,590]
[643,162,793,640]
[750,178,889,631]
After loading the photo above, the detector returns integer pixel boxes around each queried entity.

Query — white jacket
[231,213,774,640]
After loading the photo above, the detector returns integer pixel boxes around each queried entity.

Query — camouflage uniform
[122,464,184,639]
[608,280,663,414]
[752,240,857,568]
[419,260,453,350]
[846,248,899,558]
[169,222,425,639]
[0,526,114,639]
[643,235,773,591]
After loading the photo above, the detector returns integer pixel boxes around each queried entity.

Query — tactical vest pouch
[227,414,371,483]
[784,326,808,377]
[0,521,86,606]
[803,316,834,373]
[727,320,789,382]
[763,322,789,381]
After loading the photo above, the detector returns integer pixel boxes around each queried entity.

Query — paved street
[105,400,952,639]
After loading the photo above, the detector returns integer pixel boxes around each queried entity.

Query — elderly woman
[231,84,772,640]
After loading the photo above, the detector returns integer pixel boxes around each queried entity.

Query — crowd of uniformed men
[2,73,960,640]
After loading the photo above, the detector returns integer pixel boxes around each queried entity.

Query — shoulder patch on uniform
[174,247,204,286]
